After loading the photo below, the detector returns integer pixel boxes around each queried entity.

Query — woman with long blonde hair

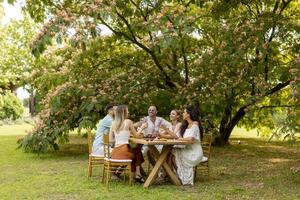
[109,105,146,182]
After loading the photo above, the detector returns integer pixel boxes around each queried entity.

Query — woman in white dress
[172,105,203,185]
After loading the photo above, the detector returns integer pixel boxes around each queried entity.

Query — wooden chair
[102,134,132,185]
[194,133,213,180]
[87,129,104,177]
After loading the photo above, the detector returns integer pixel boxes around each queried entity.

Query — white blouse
[114,130,130,146]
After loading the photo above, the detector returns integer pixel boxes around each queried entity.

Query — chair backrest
[87,128,93,154]
[201,133,213,159]
[103,133,110,159]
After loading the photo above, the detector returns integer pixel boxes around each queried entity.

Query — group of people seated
[91,103,204,186]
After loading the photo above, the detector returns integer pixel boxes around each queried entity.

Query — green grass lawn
[0,126,299,200]
[0,124,33,136]
[231,127,260,139]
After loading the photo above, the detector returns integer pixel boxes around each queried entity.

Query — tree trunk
[9,83,18,96]
[215,106,247,146]
[29,92,35,116]
[214,80,290,146]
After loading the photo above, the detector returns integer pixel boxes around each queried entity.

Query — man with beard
[136,105,170,138]
[135,105,171,177]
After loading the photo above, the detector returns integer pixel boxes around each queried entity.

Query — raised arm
[133,121,142,128]
[178,136,195,142]
[159,124,179,139]
[129,120,145,138]
[133,117,146,128]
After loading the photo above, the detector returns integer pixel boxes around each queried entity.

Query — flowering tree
[18,0,299,152]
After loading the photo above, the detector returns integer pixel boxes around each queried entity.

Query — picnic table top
[129,137,194,145]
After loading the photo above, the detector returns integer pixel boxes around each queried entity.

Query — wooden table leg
[148,145,181,186]
[143,145,181,187]
[143,145,170,187]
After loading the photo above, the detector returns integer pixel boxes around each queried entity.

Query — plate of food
[144,135,156,141]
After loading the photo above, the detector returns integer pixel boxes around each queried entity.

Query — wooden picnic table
[129,138,193,188]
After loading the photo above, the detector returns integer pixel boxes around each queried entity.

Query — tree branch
[165,15,189,83]
[97,15,177,88]
[185,0,193,7]
[263,0,292,82]
[259,104,300,109]
[263,0,279,82]
[265,80,291,96]
[178,30,189,84]
[171,50,179,72]
[115,9,142,40]
[256,0,262,15]
[279,0,293,14]
[241,1,257,17]
[128,0,154,41]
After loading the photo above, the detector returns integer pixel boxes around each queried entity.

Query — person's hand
[158,132,163,138]
[159,131,168,139]
[138,132,144,138]
[160,124,168,131]
[160,131,169,135]
[152,131,159,138]
[141,123,148,130]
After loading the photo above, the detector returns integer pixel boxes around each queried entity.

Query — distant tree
[0,2,39,118]
[0,92,24,120]
[0,14,37,92]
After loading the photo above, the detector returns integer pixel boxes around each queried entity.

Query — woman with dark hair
[172,105,203,185]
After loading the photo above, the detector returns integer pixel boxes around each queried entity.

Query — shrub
[0,92,24,120]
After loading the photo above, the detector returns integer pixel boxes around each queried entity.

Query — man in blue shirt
[92,103,117,156]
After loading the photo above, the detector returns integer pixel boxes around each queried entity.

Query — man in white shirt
[135,105,171,170]
[136,105,171,137]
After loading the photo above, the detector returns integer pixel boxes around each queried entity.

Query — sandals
[113,171,122,179]
[134,175,145,183]
[113,166,125,178]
